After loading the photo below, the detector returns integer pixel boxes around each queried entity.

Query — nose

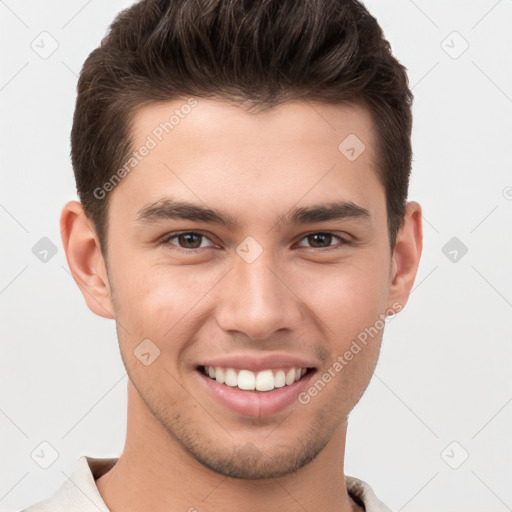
[215,249,303,341]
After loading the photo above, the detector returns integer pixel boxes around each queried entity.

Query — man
[23,0,422,510]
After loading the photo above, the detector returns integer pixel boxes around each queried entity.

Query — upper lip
[198,353,318,372]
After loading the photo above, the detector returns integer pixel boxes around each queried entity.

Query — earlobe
[387,201,423,311]
[60,201,115,319]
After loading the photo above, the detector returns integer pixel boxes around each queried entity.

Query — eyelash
[159,231,350,252]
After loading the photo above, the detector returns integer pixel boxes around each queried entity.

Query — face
[71,98,416,479]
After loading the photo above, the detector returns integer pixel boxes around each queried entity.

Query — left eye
[161,231,346,251]
[296,232,345,249]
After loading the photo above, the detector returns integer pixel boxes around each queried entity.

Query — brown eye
[307,233,333,248]
[161,232,214,250]
[297,232,345,249]
[176,233,202,248]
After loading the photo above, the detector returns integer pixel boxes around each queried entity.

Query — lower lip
[195,368,316,418]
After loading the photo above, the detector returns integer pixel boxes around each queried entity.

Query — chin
[193,444,321,480]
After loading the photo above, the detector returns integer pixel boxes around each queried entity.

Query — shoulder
[20,456,114,512]
[346,475,395,512]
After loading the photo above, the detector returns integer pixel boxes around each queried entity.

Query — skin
[61,98,422,512]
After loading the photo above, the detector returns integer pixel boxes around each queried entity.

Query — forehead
[131,98,376,161]
[110,98,384,226]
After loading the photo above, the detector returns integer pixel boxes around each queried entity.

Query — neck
[96,380,361,512]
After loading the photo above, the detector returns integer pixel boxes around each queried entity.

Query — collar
[31,455,393,512]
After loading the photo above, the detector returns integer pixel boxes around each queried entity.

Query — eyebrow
[136,198,370,230]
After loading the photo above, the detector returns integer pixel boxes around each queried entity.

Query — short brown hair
[71,0,413,251]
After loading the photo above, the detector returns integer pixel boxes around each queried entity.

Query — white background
[1,1,511,511]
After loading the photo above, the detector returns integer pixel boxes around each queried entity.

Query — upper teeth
[203,366,308,392]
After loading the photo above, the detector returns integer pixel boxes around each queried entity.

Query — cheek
[110,258,219,343]
[299,259,390,340]
[305,266,388,407]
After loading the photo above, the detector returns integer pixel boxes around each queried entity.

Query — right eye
[159,231,218,251]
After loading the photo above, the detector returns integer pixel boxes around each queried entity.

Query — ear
[60,201,115,319]
[387,201,423,312]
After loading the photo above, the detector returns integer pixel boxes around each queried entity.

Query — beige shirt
[21,456,394,512]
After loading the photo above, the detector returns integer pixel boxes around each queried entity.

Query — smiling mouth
[197,365,315,392]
